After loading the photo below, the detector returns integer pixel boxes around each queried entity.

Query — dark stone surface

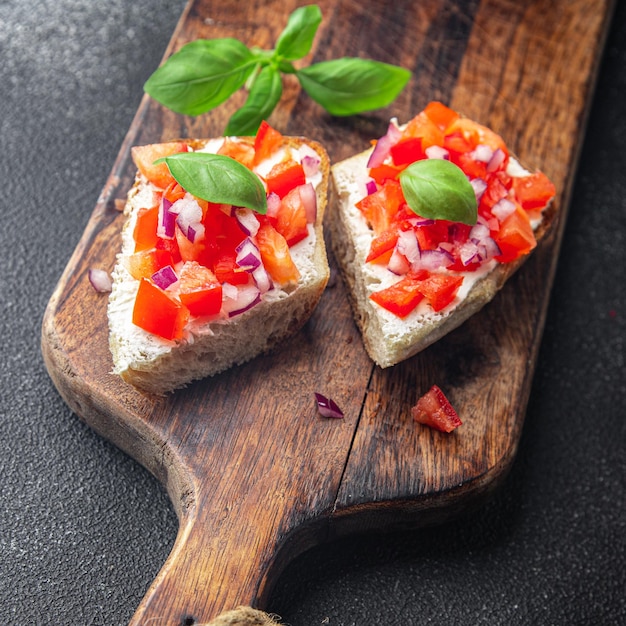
[1,1,624,624]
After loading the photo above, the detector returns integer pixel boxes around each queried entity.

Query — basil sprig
[144,5,411,135]
[156,153,267,214]
[399,159,478,225]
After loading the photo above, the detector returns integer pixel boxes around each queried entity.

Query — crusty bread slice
[329,129,556,369]
[108,136,330,394]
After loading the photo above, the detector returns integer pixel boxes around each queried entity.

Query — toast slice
[330,102,556,368]
[108,128,330,394]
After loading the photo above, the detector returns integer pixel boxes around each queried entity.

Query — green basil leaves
[144,5,410,135]
[156,153,267,214]
[399,160,478,225]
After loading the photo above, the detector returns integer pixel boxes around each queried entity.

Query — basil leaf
[144,39,258,116]
[157,153,267,214]
[275,4,322,61]
[296,58,411,116]
[225,65,283,136]
[399,159,477,225]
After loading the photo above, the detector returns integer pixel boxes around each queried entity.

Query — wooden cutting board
[41,0,614,623]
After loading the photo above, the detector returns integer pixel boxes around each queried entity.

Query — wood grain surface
[41,0,615,623]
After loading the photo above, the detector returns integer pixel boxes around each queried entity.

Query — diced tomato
[127,248,174,280]
[274,185,309,246]
[256,222,300,285]
[390,137,426,166]
[400,111,444,148]
[131,142,188,189]
[132,278,189,341]
[155,236,181,265]
[479,171,511,213]
[411,385,462,433]
[446,118,507,154]
[254,121,283,166]
[133,206,159,252]
[456,151,487,179]
[178,262,223,317]
[356,179,405,234]
[368,163,404,184]
[265,159,306,198]
[369,270,429,318]
[414,220,450,251]
[412,272,463,312]
[218,138,255,169]
[213,250,250,286]
[423,101,460,131]
[163,180,187,204]
[444,131,475,156]
[366,228,400,263]
[512,171,556,211]
[494,204,537,263]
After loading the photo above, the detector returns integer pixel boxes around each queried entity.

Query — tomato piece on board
[512,171,556,211]
[356,179,405,234]
[131,142,188,189]
[133,206,159,252]
[265,159,306,198]
[127,248,174,280]
[218,138,255,169]
[411,385,462,433]
[132,278,189,341]
[274,186,309,246]
[390,137,427,166]
[413,272,464,312]
[178,261,223,317]
[256,222,300,285]
[254,121,283,165]
[423,101,460,131]
[494,204,537,263]
[369,272,428,318]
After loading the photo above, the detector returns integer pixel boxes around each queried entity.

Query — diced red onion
[235,207,260,237]
[266,192,281,219]
[487,148,506,172]
[301,154,321,177]
[157,197,177,239]
[175,196,205,243]
[419,248,454,271]
[482,236,502,259]
[469,223,490,244]
[397,229,420,265]
[222,284,261,317]
[252,266,273,293]
[151,265,178,290]
[314,393,344,419]
[387,248,410,275]
[470,178,487,202]
[88,268,112,293]
[365,179,377,195]
[235,237,262,272]
[366,122,402,168]
[472,144,493,163]
[425,145,450,160]
[298,183,317,223]
[221,282,238,300]
[492,198,516,221]
[459,241,480,265]
[409,216,435,227]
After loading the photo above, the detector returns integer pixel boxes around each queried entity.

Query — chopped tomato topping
[446,117,507,154]
[412,273,463,312]
[218,138,255,169]
[411,385,462,433]
[274,185,309,246]
[356,179,404,234]
[127,248,174,281]
[132,278,189,341]
[266,159,306,198]
[423,101,460,131]
[494,204,537,263]
[512,171,556,211]
[400,111,444,148]
[366,228,400,263]
[133,206,159,252]
[390,137,426,166]
[178,262,223,317]
[256,222,300,285]
[163,180,186,204]
[370,274,426,318]
[369,163,404,184]
[254,121,283,166]
[213,250,250,286]
[131,142,188,189]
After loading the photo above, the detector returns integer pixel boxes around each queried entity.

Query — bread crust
[329,146,557,368]
[108,136,330,394]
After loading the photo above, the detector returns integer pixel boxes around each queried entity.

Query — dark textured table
[1,1,624,624]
